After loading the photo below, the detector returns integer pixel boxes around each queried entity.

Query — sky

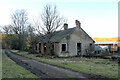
[0,0,119,38]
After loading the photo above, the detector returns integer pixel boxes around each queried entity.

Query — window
[44,43,46,51]
[90,43,92,49]
[77,43,81,54]
[95,51,96,54]
[61,43,67,51]
[51,43,54,50]
[90,43,92,45]
[39,43,41,53]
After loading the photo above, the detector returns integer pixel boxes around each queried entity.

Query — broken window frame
[61,43,67,52]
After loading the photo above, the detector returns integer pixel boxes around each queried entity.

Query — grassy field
[92,37,120,47]
[0,50,2,80]
[11,50,119,78]
[2,50,39,78]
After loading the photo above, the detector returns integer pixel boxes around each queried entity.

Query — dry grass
[11,50,119,78]
[92,37,120,47]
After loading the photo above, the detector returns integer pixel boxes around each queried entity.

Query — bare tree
[2,25,13,34]
[2,25,14,49]
[32,19,43,35]
[11,9,28,34]
[41,4,64,34]
[39,4,65,55]
[11,9,29,50]
[3,26,9,34]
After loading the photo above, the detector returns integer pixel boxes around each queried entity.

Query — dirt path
[4,50,91,78]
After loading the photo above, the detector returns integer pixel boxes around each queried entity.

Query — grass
[11,50,119,78]
[0,50,2,80]
[2,50,39,78]
[66,74,77,78]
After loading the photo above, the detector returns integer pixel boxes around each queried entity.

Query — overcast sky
[0,0,119,38]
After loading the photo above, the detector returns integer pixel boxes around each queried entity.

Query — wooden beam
[37,43,39,53]
[41,43,44,54]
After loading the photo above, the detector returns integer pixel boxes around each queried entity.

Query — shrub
[36,54,43,57]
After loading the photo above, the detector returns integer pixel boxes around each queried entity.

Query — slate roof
[38,27,76,43]
[95,46,104,51]
[38,27,94,43]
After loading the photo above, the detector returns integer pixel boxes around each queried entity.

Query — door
[77,43,81,55]
[39,43,41,53]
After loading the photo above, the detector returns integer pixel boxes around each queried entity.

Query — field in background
[92,37,120,47]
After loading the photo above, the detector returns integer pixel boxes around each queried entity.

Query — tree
[2,25,13,49]
[2,25,13,34]
[27,25,39,54]
[40,4,65,55]
[41,4,64,34]
[11,9,29,50]
[11,9,28,34]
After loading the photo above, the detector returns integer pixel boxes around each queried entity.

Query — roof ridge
[55,27,76,32]
[38,27,76,43]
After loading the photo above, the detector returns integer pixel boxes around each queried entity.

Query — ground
[11,50,119,78]
[1,49,119,79]
[5,50,90,78]
[0,50,2,80]
[2,50,39,78]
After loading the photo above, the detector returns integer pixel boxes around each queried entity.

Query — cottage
[37,20,95,57]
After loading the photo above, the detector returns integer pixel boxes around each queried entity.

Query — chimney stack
[75,20,81,28]
[63,23,68,30]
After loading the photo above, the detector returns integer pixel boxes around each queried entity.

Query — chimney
[75,20,81,28]
[63,23,68,30]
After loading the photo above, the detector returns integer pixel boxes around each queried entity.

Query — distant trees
[2,25,13,34]
[2,9,40,52]
[2,4,65,55]
[11,9,29,50]
[2,25,14,49]
[2,10,29,50]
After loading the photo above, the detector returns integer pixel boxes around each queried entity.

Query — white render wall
[57,28,94,57]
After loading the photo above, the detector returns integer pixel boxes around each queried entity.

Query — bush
[28,46,38,54]
[83,51,110,59]
[111,56,120,61]
[36,54,43,57]
[50,50,59,57]
[28,50,38,54]
[75,54,83,58]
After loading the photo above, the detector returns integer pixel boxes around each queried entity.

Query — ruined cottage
[37,20,95,57]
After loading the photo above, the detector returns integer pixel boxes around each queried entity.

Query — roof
[95,41,117,44]
[38,27,76,43]
[80,28,95,43]
[95,46,104,51]
[38,27,94,43]
[100,46,108,49]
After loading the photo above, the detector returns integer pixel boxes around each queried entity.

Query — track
[4,50,90,78]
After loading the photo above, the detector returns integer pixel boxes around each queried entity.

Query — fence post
[113,44,114,56]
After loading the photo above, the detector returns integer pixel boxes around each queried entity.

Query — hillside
[92,37,120,47]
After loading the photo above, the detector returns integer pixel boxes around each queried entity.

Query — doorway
[77,43,81,55]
